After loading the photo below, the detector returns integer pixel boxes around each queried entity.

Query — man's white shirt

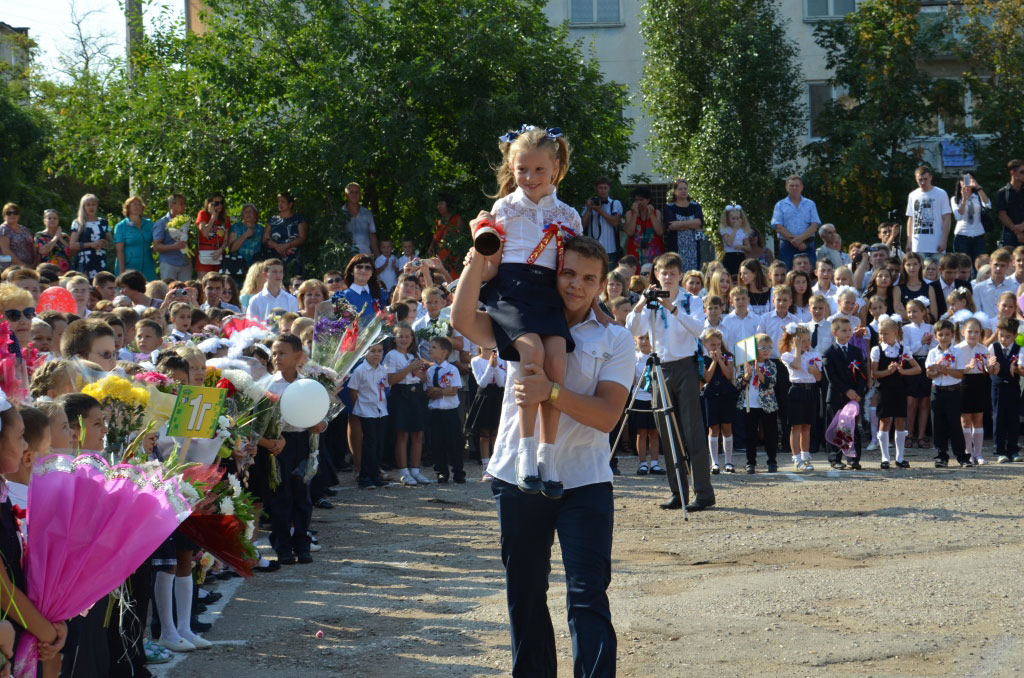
[488,312,634,490]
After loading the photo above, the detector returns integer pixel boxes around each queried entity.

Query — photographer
[853,243,891,291]
[581,176,623,266]
[877,220,905,260]
[625,251,716,512]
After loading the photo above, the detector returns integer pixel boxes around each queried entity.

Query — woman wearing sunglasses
[0,284,35,349]
[195,193,230,275]
[0,203,37,269]
[113,195,157,281]
[341,254,388,325]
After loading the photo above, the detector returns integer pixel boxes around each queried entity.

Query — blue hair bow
[499,125,563,144]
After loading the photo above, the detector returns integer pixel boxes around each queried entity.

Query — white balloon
[279,379,330,429]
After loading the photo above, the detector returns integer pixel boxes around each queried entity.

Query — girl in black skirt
[701,329,737,473]
[466,345,507,481]
[469,125,583,499]
[958,316,991,465]
[869,317,920,469]
[779,323,822,472]
[384,324,430,486]
[902,298,935,448]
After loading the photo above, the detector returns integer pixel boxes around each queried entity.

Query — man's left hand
[513,364,553,407]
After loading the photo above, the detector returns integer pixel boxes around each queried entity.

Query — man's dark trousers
[493,479,616,677]
[652,356,714,505]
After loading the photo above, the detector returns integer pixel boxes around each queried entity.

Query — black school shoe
[745,464,756,474]
[297,554,313,564]
[847,461,862,470]
[437,474,449,484]
[766,462,778,473]
[453,473,467,484]
[541,480,563,500]
[895,460,910,469]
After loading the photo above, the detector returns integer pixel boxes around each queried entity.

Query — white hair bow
[952,309,973,325]
[835,285,859,299]
[785,322,799,335]
[914,295,930,308]
[876,314,894,325]
[725,204,743,212]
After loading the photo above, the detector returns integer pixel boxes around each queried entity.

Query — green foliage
[640,0,804,245]
[37,0,634,262]
[0,83,60,221]
[802,0,952,236]
[954,0,1024,191]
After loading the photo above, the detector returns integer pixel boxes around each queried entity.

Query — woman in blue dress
[340,253,388,324]
[113,196,157,280]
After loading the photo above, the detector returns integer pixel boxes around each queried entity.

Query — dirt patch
[156,447,1024,677]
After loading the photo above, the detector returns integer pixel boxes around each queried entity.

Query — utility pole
[125,0,143,194]
[125,0,143,77]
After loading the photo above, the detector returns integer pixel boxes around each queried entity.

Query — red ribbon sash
[526,221,579,271]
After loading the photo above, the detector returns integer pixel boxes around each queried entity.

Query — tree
[39,0,634,269]
[640,0,804,241]
[955,0,1024,190]
[802,0,952,236]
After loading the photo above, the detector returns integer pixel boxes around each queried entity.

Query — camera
[644,289,670,302]
[887,209,901,222]
[590,196,601,206]
[174,289,189,297]
[411,258,422,268]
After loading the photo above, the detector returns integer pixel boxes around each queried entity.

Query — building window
[808,82,852,138]
[806,0,856,20]
[570,0,620,25]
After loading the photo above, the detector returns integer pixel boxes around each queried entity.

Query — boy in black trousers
[823,317,869,469]
[425,337,465,483]
[267,334,327,564]
[989,317,1024,463]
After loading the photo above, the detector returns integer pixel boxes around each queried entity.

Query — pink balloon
[37,286,78,314]
[1018,295,1024,316]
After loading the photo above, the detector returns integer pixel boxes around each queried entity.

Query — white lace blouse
[491,187,583,270]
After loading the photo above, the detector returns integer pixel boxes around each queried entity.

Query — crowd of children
[601,240,1024,476]
[0,240,512,675]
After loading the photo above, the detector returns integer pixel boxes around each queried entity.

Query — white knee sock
[722,436,733,465]
[708,435,720,467]
[877,430,890,462]
[537,442,559,482]
[517,436,538,480]
[963,427,975,459]
[895,430,907,462]
[155,571,180,642]
[174,574,197,640]
[972,429,984,459]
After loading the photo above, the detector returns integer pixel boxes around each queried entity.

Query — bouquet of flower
[414,317,452,359]
[825,400,860,458]
[82,374,150,458]
[13,453,197,677]
[0,320,29,404]
[176,464,258,578]
[301,361,343,420]
[311,294,388,381]
[165,214,194,258]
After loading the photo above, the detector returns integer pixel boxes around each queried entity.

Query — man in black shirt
[996,158,1024,248]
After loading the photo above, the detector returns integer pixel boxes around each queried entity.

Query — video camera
[644,288,670,308]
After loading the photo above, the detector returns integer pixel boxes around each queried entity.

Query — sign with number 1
[166,385,226,438]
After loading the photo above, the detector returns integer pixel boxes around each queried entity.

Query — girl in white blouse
[779,323,822,471]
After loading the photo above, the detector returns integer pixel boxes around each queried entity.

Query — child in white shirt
[425,337,464,483]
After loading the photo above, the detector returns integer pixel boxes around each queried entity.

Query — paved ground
[154,445,1024,677]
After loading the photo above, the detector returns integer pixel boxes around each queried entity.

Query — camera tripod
[611,294,692,520]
